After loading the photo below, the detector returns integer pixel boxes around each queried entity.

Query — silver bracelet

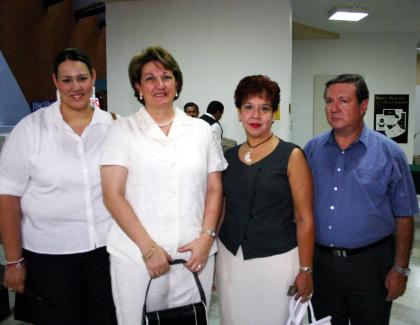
[4,257,25,270]
[4,257,24,265]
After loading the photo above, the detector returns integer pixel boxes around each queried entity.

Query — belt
[316,236,392,257]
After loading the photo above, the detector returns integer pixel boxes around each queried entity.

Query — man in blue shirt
[304,74,418,325]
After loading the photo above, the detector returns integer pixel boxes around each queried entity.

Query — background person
[100,46,227,325]
[184,101,200,117]
[0,48,116,325]
[304,74,418,325]
[216,75,314,325]
[200,100,224,146]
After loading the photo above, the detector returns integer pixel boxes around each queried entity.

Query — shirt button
[330,244,334,247]
[337,168,341,172]
[341,151,345,154]
[333,187,338,191]
[328,225,332,229]
[330,205,335,210]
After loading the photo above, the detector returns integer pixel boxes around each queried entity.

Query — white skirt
[216,241,299,325]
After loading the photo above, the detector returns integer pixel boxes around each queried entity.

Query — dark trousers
[23,247,117,325]
[312,238,394,325]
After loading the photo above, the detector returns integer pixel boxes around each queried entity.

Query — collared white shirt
[0,102,114,254]
[100,107,227,264]
[203,112,223,146]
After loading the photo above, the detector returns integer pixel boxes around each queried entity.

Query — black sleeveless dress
[219,140,299,260]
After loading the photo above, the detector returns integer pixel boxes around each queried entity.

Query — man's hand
[385,267,408,301]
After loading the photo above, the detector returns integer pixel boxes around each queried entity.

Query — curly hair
[234,75,280,112]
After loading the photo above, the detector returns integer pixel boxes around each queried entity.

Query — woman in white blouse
[0,48,116,324]
[100,46,227,324]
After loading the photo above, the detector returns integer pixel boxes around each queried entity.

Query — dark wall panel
[0,0,106,103]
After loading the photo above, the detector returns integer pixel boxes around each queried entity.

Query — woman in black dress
[216,75,315,325]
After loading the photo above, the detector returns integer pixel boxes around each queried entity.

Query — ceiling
[47,0,420,49]
[292,0,420,48]
[43,0,105,27]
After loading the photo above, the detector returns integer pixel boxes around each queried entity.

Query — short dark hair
[53,48,93,76]
[324,74,369,104]
[128,46,183,104]
[206,101,224,115]
[234,75,280,112]
[184,102,199,112]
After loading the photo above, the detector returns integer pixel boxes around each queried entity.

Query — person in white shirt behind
[0,48,116,324]
[100,46,227,325]
[200,100,224,146]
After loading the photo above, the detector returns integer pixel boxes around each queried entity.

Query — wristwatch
[299,266,313,274]
[201,229,216,238]
[393,265,410,277]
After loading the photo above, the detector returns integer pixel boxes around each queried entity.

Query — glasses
[241,103,273,113]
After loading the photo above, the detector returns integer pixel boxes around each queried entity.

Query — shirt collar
[134,105,192,140]
[204,112,216,120]
[324,124,369,149]
[46,101,111,127]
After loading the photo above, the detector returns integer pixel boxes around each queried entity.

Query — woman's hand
[4,265,26,293]
[144,245,172,278]
[293,270,313,301]
[178,234,213,272]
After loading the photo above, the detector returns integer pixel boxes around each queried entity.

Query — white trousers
[110,254,215,325]
[216,242,299,325]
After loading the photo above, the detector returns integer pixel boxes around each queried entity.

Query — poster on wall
[374,94,409,143]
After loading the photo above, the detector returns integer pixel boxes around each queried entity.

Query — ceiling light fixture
[328,6,369,22]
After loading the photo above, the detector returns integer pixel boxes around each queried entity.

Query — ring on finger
[197,264,202,269]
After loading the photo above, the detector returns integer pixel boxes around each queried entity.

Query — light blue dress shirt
[304,125,419,248]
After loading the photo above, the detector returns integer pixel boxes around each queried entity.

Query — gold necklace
[157,118,174,127]
[244,133,273,163]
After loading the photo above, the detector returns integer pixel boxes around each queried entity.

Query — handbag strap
[307,300,317,322]
[142,259,207,315]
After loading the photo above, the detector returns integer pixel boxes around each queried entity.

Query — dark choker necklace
[244,133,273,163]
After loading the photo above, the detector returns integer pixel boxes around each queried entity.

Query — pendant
[244,150,252,163]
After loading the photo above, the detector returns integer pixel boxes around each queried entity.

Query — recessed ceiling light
[328,6,369,22]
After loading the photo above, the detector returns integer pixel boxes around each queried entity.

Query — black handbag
[142,259,208,325]
[0,265,10,321]
[0,285,10,321]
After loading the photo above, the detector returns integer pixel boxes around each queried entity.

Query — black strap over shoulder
[110,112,117,120]
[142,259,207,315]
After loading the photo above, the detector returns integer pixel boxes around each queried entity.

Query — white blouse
[100,107,227,264]
[0,102,114,254]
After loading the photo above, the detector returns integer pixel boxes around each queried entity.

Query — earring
[90,86,100,109]
[139,93,143,100]
[175,92,178,98]
[56,89,61,105]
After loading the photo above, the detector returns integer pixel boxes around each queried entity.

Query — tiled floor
[2,204,420,324]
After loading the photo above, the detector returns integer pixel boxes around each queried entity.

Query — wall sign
[374,94,409,143]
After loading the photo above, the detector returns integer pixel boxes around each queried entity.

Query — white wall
[291,34,417,161]
[106,0,292,144]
